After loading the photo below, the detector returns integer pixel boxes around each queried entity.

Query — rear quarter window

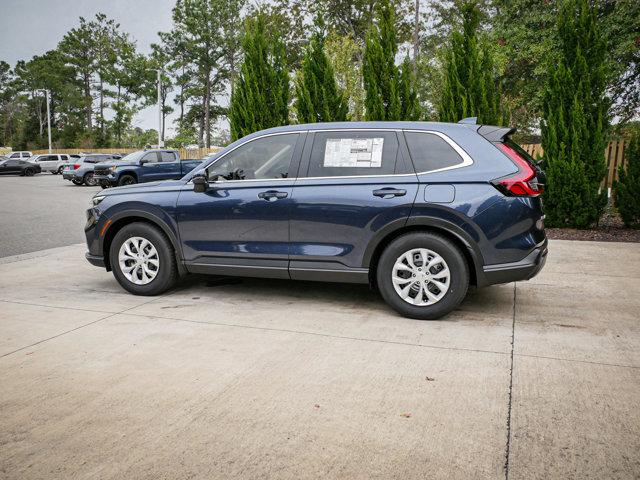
[404,132,463,172]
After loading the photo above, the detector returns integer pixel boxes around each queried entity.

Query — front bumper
[479,239,548,287]
[94,174,116,186]
[85,252,105,268]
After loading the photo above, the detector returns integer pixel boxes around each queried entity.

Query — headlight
[92,195,106,207]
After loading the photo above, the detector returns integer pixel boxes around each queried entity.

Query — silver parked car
[28,154,72,174]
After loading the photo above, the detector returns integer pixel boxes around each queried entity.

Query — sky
[0,0,184,134]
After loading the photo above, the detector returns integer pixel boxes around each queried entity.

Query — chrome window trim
[188,127,473,186]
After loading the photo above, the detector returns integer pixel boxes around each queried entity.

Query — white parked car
[28,154,72,174]
[6,151,33,160]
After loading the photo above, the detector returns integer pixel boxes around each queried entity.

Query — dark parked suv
[84,120,547,319]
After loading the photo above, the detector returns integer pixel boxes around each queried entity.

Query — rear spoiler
[477,125,516,142]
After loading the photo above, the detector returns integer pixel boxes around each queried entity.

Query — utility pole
[157,69,163,148]
[40,90,52,153]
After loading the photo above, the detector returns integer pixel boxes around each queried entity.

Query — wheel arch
[102,211,185,275]
[365,219,484,287]
[118,171,138,183]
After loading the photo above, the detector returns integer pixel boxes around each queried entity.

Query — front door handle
[258,190,288,201]
[373,188,407,199]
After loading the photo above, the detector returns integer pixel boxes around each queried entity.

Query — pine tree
[438,1,503,125]
[540,0,609,228]
[294,18,348,123]
[229,13,289,141]
[362,0,419,121]
[614,131,640,228]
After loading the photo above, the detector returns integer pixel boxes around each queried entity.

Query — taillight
[492,143,544,197]
[73,164,80,170]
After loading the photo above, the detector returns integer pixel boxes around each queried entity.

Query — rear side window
[404,132,463,172]
[306,131,399,178]
[160,151,177,162]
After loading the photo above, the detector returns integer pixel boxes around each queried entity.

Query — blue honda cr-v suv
[84,120,547,319]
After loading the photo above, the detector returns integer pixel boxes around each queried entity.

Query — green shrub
[615,132,640,228]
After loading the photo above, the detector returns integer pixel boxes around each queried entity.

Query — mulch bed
[546,227,640,243]
[546,209,640,243]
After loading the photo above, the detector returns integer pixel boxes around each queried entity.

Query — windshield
[118,151,146,163]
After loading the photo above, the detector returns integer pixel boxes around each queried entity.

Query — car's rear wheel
[118,174,137,186]
[23,168,35,177]
[376,232,469,320]
[83,172,97,186]
[57,166,64,174]
[109,222,178,296]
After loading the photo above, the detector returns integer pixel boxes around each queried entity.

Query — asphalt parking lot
[0,175,639,479]
[0,173,100,257]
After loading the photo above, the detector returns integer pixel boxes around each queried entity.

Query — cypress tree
[438,1,503,125]
[614,131,640,228]
[363,0,419,121]
[229,13,289,141]
[294,18,348,123]
[541,0,609,228]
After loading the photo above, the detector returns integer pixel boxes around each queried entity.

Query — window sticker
[323,137,384,168]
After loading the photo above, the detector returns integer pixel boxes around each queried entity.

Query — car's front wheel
[118,174,137,186]
[57,166,64,174]
[23,168,35,177]
[109,222,178,296]
[71,178,83,185]
[376,232,469,320]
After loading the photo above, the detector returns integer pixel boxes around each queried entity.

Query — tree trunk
[99,75,104,136]
[84,72,92,131]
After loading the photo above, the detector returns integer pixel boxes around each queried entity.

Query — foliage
[325,31,365,121]
[229,13,290,141]
[362,0,420,121]
[294,19,348,123]
[541,0,610,228]
[438,1,503,125]
[165,0,244,147]
[614,128,640,227]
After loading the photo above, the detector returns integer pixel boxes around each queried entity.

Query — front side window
[306,131,399,178]
[208,133,298,181]
[404,132,464,172]
[141,152,159,164]
[9,153,20,159]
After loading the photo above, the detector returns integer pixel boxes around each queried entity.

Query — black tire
[72,178,83,186]
[83,172,97,186]
[118,174,137,186]
[109,222,178,296]
[23,168,35,177]
[57,166,64,174]
[100,182,110,189]
[376,232,469,320]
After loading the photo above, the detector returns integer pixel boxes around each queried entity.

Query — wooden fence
[522,139,628,189]
[29,146,223,160]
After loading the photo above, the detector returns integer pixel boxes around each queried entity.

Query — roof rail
[458,117,478,125]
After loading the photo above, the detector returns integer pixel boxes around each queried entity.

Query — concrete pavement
[0,240,638,479]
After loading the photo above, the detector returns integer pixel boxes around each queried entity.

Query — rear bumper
[479,239,548,287]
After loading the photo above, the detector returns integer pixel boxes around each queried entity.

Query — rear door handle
[258,190,288,201]
[373,188,407,198]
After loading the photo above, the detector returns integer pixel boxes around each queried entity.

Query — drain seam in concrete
[504,282,516,480]
[0,296,169,359]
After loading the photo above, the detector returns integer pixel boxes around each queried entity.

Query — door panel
[289,176,418,272]
[177,179,295,276]
[176,132,304,277]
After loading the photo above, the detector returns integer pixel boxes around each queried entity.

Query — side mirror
[192,175,208,193]
[139,159,148,165]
